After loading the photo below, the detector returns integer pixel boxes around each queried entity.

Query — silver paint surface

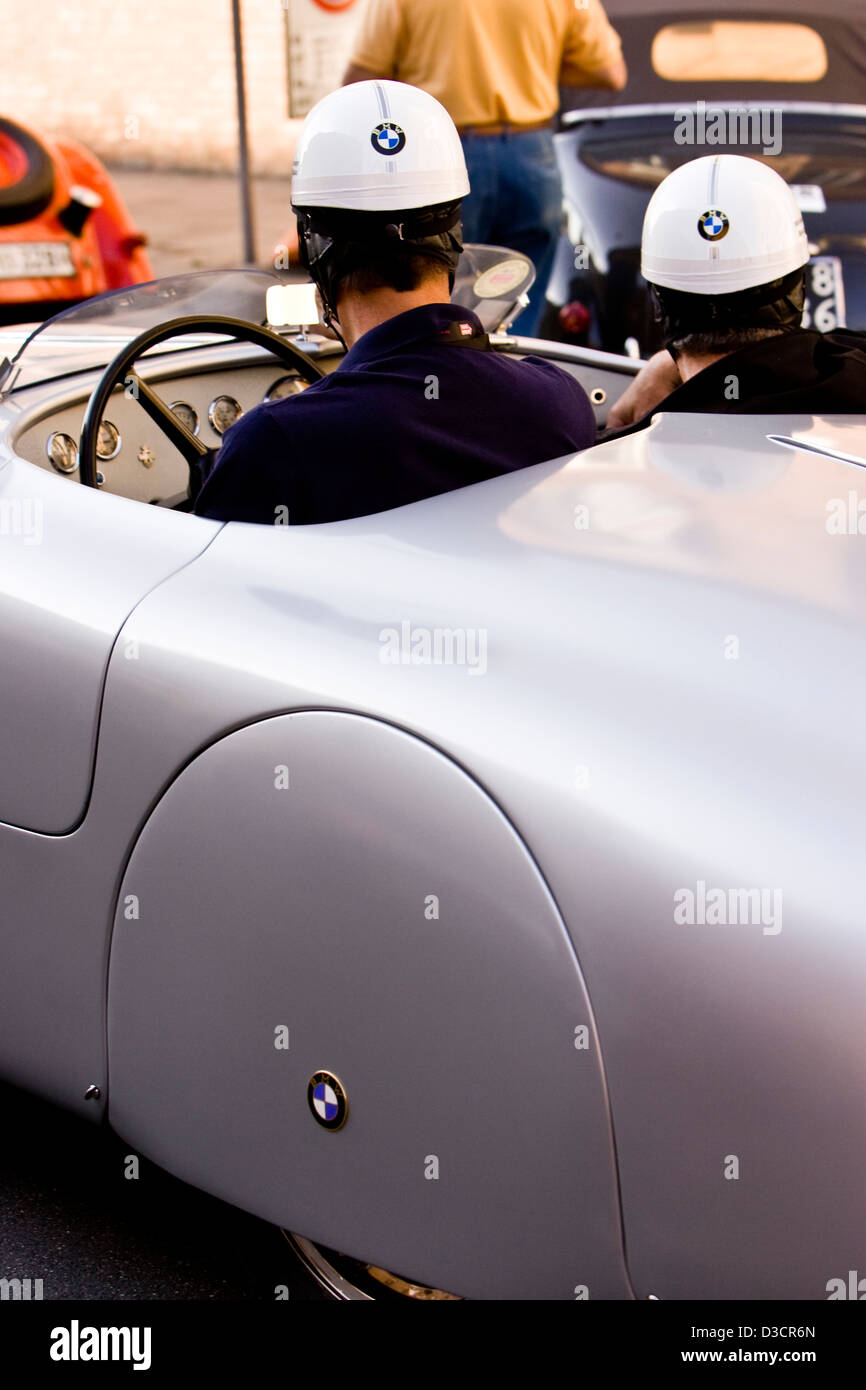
[1,329,864,1298]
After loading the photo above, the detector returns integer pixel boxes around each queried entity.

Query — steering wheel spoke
[78,314,326,492]
[124,370,208,465]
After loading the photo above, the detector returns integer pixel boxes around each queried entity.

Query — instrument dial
[169,401,199,435]
[265,375,307,401]
[46,432,79,474]
[96,420,121,460]
[208,395,243,436]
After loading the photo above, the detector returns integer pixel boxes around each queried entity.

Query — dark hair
[336,250,452,299]
[670,325,787,357]
[296,201,463,325]
[652,267,807,349]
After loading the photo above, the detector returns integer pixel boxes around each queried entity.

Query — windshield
[1,268,285,393]
[0,248,535,394]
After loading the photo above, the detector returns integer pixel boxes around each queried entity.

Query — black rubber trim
[0,116,56,226]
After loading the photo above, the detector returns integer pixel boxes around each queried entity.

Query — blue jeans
[459,128,563,338]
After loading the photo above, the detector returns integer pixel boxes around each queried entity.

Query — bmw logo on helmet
[371,121,406,156]
[307,1070,348,1131]
[698,209,730,242]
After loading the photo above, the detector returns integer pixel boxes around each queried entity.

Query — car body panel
[93,411,866,1295]
[107,711,631,1301]
[0,433,220,831]
[1,260,864,1296]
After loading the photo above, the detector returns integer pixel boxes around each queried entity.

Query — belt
[458,118,554,137]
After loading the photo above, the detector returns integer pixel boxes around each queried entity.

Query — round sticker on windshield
[472,259,529,299]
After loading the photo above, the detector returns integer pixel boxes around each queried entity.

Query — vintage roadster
[0,257,864,1300]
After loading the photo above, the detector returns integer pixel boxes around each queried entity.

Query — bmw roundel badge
[698,209,730,242]
[308,1070,348,1131]
[371,122,406,156]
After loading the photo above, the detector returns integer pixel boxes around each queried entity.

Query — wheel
[283,1231,462,1301]
[0,117,55,226]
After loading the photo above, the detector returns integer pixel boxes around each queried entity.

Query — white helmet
[641,155,809,295]
[292,79,469,213]
[291,81,469,330]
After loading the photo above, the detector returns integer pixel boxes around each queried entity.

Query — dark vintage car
[545,0,866,355]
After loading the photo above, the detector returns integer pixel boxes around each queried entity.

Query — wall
[2,0,363,174]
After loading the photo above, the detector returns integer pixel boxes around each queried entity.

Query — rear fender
[107,710,631,1300]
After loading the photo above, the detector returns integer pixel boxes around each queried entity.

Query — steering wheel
[78,315,326,494]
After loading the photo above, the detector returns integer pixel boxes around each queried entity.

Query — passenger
[607,154,866,433]
[194,81,595,527]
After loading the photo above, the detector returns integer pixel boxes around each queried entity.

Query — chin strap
[320,296,347,351]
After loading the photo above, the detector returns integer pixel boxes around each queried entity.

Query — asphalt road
[0,1079,327,1300]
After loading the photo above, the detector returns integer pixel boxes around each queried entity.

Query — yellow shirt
[350,0,623,129]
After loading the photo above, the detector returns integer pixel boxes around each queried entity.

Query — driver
[194,80,596,526]
[607,154,866,433]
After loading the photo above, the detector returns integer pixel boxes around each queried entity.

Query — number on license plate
[0,242,77,280]
[802,256,846,333]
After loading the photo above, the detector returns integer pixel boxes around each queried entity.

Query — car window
[651,22,828,83]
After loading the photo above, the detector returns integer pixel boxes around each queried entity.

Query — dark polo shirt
[194,303,595,525]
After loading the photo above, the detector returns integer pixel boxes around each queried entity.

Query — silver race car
[0,260,863,1300]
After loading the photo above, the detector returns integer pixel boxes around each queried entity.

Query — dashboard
[13,349,339,506]
[12,338,637,507]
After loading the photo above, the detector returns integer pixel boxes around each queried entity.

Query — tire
[282,1230,462,1300]
[0,116,55,226]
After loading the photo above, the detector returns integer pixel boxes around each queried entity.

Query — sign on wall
[285,0,364,118]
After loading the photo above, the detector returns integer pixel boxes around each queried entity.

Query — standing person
[342,0,627,337]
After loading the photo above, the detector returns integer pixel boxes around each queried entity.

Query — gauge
[169,401,199,436]
[208,395,243,436]
[265,375,308,402]
[96,420,121,460]
[46,432,79,474]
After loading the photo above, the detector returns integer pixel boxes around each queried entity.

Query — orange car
[0,115,152,325]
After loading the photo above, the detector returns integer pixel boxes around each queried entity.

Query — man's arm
[343,61,387,85]
[579,51,627,92]
[606,351,682,430]
[342,0,401,85]
[560,0,628,92]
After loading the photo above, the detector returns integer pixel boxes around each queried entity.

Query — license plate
[0,241,76,280]
[803,256,846,333]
